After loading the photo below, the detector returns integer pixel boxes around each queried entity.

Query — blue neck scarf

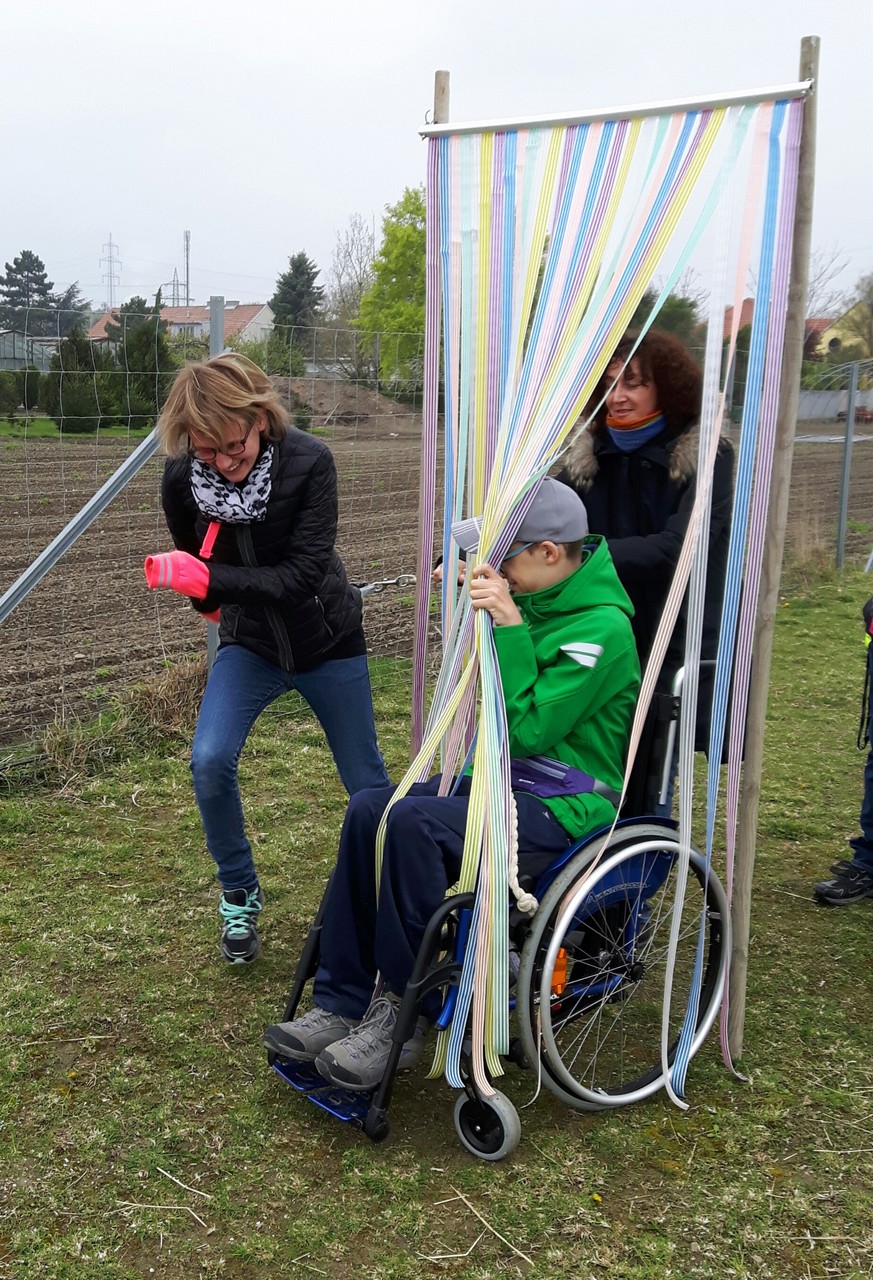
[606,412,667,453]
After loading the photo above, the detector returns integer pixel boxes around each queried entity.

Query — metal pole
[835,361,859,569]
[0,431,161,627]
[728,36,820,1060]
[420,79,811,138]
[206,297,225,668]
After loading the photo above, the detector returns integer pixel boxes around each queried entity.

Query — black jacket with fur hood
[161,429,365,673]
[556,423,734,731]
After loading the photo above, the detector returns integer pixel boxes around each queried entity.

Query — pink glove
[144,551,211,600]
[202,608,221,624]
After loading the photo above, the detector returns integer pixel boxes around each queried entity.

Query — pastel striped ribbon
[402,96,805,1096]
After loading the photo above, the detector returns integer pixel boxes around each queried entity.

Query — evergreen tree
[39,328,120,434]
[0,250,90,336]
[104,293,176,428]
[270,252,325,339]
[0,250,55,333]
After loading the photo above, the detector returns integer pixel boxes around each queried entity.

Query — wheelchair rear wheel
[517,823,729,1110]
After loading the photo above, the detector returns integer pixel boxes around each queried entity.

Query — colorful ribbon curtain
[391,93,804,1096]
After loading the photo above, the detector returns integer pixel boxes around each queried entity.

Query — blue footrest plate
[271,1057,373,1124]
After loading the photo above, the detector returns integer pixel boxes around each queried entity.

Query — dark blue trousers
[850,644,873,872]
[313,777,575,1021]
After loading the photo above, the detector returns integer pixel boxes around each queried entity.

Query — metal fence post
[205,297,225,670]
[835,360,859,569]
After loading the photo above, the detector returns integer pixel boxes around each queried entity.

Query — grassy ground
[0,418,153,440]
[2,574,872,1280]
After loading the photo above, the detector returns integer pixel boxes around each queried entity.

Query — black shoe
[813,860,873,907]
[219,885,265,962]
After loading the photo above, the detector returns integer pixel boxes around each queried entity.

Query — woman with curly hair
[556,329,734,806]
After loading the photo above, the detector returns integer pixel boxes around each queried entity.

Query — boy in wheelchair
[263,477,640,1091]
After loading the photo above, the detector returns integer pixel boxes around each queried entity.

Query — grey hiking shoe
[263,1006,361,1061]
[219,885,265,964]
[315,993,428,1091]
[814,859,873,907]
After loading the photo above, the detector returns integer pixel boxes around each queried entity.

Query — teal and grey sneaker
[315,993,428,1091]
[263,1006,361,1061]
[219,886,265,964]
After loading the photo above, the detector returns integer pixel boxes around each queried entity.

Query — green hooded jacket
[493,534,640,839]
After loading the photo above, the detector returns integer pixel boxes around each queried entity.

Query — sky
[4,1,871,315]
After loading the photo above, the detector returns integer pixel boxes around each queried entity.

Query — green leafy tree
[227,330,304,377]
[270,252,325,338]
[39,328,120,433]
[357,186,426,394]
[839,273,873,358]
[104,293,175,428]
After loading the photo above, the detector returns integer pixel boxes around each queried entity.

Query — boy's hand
[469,563,523,627]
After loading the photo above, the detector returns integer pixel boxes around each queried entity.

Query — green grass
[1,594,872,1279]
[0,417,153,440]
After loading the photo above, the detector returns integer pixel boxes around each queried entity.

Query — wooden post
[728,36,820,1059]
[433,70,450,125]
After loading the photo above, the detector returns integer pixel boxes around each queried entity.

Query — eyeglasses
[501,541,535,562]
[187,419,256,462]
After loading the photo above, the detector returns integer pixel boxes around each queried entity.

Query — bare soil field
[1,407,870,747]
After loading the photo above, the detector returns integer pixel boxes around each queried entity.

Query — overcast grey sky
[4,1,870,312]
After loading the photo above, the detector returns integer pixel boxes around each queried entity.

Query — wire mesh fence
[0,314,870,747]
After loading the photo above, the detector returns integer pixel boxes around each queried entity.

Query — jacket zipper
[236,526,295,672]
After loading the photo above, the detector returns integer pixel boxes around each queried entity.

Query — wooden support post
[728,36,820,1059]
[433,70,450,125]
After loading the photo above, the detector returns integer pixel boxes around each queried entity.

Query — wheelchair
[267,681,730,1161]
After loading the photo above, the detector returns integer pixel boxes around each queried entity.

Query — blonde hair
[157,352,290,457]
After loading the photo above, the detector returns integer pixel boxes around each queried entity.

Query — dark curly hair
[586,328,702,439]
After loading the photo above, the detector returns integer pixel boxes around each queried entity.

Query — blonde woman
[148,353,388,964]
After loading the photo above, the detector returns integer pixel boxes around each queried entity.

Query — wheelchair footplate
[270,1057,373,1126]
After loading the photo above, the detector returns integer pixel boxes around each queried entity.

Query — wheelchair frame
[268,678,731,1161]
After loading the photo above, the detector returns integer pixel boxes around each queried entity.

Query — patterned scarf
[189,445,274,523]
[605,411,667,453]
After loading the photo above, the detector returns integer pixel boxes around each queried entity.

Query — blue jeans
[191,645,389,893]
[849,644,873,872]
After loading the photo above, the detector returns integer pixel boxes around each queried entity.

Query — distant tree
[0,250,90,336]
[15,365,40,412]
[0,251,55,333]
[104,293,175,428]
[357,186,426,394]
[323,213,379,380]
[326,213,376,326]
[838,272,873,358]
[40,328,120,433]
[0,371,19,422]
[270,252,325,337]
[226,330,304,377]
[51,282,91,336]
[630,285,704,350]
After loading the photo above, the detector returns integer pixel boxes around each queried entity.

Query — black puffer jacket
[162,429,364,673]
[557,423,735,749]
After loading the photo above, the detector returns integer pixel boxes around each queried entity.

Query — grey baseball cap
[451,476,588,554]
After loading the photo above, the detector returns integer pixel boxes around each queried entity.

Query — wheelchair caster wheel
[453,1089,520,1161]
[364,1110,390,1144]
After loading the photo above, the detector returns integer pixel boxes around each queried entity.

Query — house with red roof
[88,301,274,344]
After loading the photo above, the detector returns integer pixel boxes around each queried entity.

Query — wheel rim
[455,1098,507,1155]
[522,835,728,1107]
